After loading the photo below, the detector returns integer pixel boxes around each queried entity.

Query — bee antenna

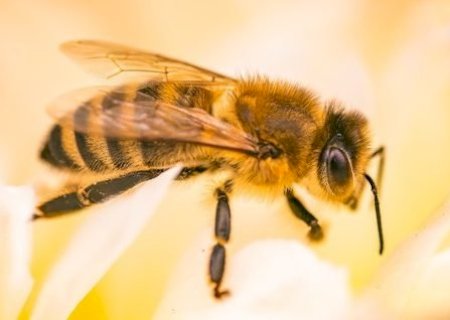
[364,173,384,255]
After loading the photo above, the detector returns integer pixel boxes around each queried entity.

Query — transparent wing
[50,86,260,155]
[60,40,236,83]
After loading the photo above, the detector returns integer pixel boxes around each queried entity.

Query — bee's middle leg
[285,188,323,241]
[209,180,232,299]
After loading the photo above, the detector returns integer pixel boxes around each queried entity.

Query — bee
[35,40,385,299]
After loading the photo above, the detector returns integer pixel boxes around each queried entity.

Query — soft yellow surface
[0,0,449,318]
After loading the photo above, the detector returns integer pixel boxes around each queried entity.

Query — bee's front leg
[209,181,232,299]
[345,146,385,210]
[285,189,323,241]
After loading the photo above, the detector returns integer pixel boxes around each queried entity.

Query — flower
[154,197,450,319]
[361,200,450,319]
[30,167,181,319]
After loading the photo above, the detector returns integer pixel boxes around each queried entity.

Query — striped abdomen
[40,81,217,173]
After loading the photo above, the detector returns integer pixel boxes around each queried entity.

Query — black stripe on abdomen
[40,125,80,170]
[105,138,131,169]
[74,105,108,172]
[74,132,108,172]
[102,90,132,170]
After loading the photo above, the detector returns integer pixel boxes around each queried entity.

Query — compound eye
[326,147,352,193]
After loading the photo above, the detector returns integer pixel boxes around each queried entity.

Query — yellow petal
[362,198,450,317]
[31,167,180,320]
[405,248,450,318]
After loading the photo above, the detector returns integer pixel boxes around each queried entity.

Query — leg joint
[77,189,92,206]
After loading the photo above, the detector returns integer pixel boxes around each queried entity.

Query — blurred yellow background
[1,0,450,318]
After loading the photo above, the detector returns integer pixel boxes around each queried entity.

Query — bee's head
[308,102,371,202]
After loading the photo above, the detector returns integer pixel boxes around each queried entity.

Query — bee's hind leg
[285,188,323,241]
[209,180,232,299]
[33,169,165,220]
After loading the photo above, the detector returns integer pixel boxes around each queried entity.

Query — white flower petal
[0,185,34,319]
[31,167,180,320]
[405,248,450,318]
[155,237,352,320]
[362,198,450,317]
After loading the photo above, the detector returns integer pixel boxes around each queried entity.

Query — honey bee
[35,40,385,298]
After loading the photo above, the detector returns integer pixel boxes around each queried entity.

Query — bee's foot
[345,196,359,210]
[213,287,230,299]
[308,220,323,241]
[31,210,43,221]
